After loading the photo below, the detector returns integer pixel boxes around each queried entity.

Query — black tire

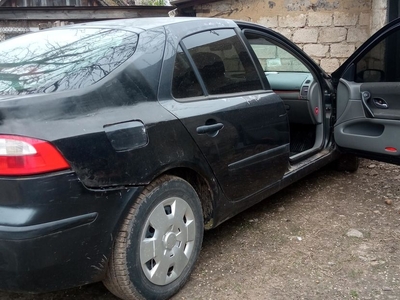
[335,154,360,172]
[103,175,204,300]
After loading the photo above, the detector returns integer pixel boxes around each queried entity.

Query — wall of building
[0,1,389,72]
[0,5,172,42]
[195,0,388,73]
[371,0,388,34]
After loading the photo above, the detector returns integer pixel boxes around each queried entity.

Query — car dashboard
[266,71,321,125]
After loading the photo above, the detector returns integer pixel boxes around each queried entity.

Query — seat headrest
[191,52,225,78]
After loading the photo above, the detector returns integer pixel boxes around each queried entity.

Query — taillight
[0,135,70,176]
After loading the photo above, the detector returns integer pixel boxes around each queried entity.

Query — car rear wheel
[104,175,204,300]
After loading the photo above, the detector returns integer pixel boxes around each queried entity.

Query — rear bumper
[0,171,143,293]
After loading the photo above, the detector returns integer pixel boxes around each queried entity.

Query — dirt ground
[1,158,400,300]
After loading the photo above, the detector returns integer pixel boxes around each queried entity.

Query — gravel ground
[1,159,400,300]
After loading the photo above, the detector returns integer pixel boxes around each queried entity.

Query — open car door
[333,18,400,164]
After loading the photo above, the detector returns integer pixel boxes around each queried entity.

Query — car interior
[245,33,324,163]
[333,27,400,160]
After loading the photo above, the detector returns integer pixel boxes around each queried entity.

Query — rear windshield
[0,28,138,95]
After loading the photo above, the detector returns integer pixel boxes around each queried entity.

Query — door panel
[161,28,290,201]
[162,93,289,201]
[335,79,400,160]
[361,83,400,119]
[334,20,400,164]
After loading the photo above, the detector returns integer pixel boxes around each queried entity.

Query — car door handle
[361,91,375,117]
[196,123,224,135]
[372,98,388,109]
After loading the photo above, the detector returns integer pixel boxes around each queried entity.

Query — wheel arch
[165,167,217,230]
[106,162,219,257]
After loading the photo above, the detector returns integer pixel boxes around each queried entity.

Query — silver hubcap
[140,197,196,285]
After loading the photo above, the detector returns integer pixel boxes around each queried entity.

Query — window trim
[171,89,274,103]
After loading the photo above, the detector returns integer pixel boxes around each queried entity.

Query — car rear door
[159,28,290,201]
[333,18,400,164]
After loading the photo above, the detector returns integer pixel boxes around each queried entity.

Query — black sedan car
[1,16,400,300]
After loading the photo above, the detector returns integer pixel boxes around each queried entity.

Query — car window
[178,29,263,96]
[245,32,311,91]
[355,28,400,82]
[172,45,204,98]
[246,33,309,73]
[0,28,138,95]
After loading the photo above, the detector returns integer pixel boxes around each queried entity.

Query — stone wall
[371,0,387,34]
[195,0,388,73]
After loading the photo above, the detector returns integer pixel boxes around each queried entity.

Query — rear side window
[173,29,262,98]
[0,28,138,95]
[172,46,204,98]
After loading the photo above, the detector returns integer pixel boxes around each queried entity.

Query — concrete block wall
[371,0,388,34]
[196,0,388,73]
[252,43,309,72]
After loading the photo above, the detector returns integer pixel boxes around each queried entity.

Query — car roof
[62,17,239,34]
